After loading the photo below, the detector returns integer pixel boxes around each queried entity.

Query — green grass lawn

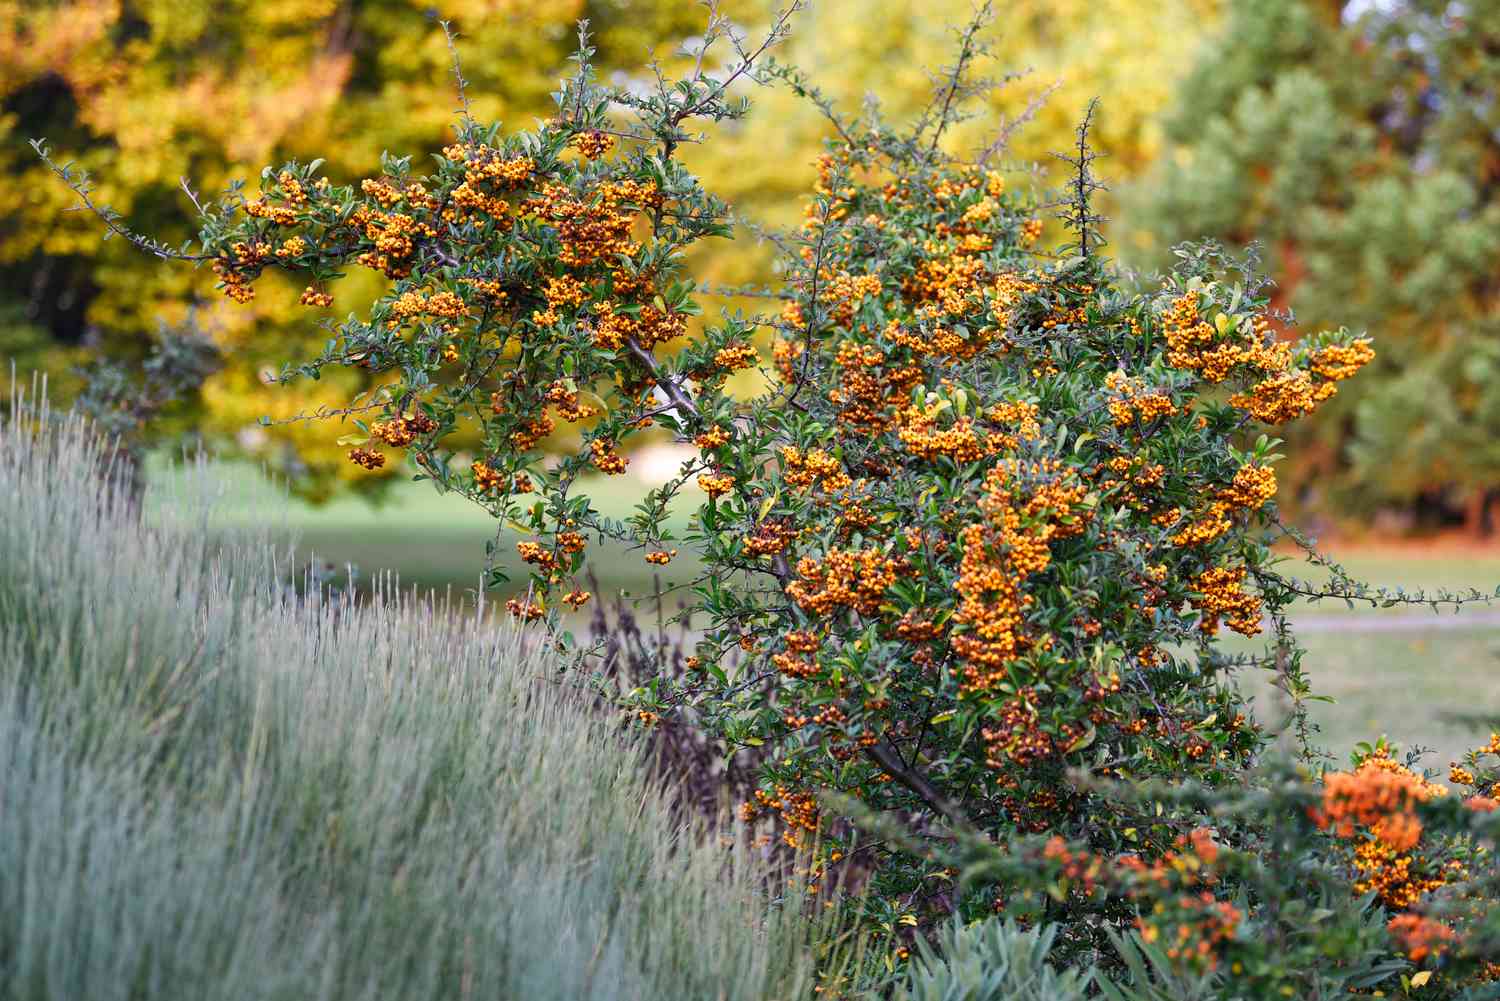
[1228,626,1500,771]
[1249,544,1500,766]
[152,458,702,602]
[155,458,1500,772]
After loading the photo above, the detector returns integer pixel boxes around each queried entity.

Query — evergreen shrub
[42,8,1500,995]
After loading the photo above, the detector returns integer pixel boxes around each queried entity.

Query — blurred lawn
[1189,545,1500,769]
[151,458,702,603]
[1225,626,1500,772]
[155,458,1500,770]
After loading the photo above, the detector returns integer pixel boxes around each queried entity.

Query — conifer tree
[1126,0,1500,532]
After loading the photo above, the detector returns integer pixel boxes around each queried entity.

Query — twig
[669,2,802,130]
[976,78,1060,165]
[925,2,994,156]
[624,336,699,420]
[178,177,208,215]
[256,398,391,427]
[440,20,473,119]
[33,140,210,262]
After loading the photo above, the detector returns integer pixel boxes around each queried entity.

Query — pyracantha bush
[693,132,1380,936]
[46,5,1497,977]
[927,735,1500,998]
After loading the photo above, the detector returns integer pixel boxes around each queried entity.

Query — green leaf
[1064,725,1095,754]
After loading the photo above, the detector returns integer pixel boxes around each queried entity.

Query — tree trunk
[1464,489,1490,539]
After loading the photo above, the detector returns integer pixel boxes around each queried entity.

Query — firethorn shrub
[45,10,1500,995]
[915,736,1500,998]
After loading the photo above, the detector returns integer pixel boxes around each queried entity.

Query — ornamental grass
[0,387,846,1001]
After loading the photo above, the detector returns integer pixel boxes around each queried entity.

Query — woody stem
[863,741,974,831]
[624,336,700,421]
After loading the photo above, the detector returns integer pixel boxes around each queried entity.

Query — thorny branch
[34,140,212,262]
[925,1,995,156]
[1053,97,1108,258]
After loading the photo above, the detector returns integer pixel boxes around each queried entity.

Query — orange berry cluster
[1312,750,1450,908]
[391,289,469,321]
[697,472,735,498]
[828,341,923,432]
[1309,339,1376,381]
[787,548,901,618]
[516,540,557,572]
[1160,293,1288,382]
[349,196,434,279]
[505,597,544,622]
[589,439,628,475]
[1387,913,1456,964]
[713,342,757,372]
[742,518,795,558]
[779,447,850,494]
[693,425,730,450]
[1136,893,1243,972]
[1156,292,1374,426]
[951,462,1089,695]
[897,403,986,462]
[1024,828,1242,974]
[471,460,507,492]
[569,129,615,160]
[298,286,333,308]
[212,240,270,303]
[1104,370,1178,426]
[984,399,1041,450]
[1191,566,1262,636]
[740,785,820,850]
[347,447,385,469]
[369,410,437,449]
[527,178,660,269]
[542,379,597,423]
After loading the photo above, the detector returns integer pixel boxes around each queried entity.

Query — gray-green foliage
[1095,930,1222,1001]
[0,389,833,1001]
[889,916,1325,1001]
[893,919,1091,1001]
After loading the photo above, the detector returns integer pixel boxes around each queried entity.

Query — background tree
[1124,0,1500,534]
[2,0,736,497]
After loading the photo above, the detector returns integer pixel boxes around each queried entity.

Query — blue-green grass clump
[0,389,839,1001]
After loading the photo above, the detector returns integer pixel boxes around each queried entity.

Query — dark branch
[624,336,700,420]
[864,741,974,831]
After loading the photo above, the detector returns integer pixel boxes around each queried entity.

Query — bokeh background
[7,0,1498,520]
